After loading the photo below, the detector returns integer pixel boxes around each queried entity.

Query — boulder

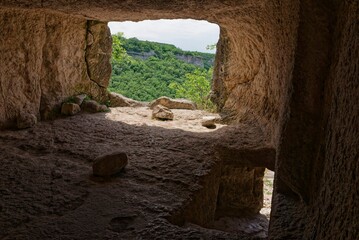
[108,92,147,107]
[81,100,101,113]
[73,94,87,105]
[93,151,128,177]
[201,116,217,129]
[152,105,174,120]
[61,103,81,116]
[16,112,37,129]
[149,96,196,110]
[99,104,109,112]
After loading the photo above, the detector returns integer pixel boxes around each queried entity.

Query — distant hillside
[109,34,216,105]
[120,37,215,69]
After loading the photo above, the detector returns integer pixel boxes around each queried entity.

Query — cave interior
[0,0,358,239]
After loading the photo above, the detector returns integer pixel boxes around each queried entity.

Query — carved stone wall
[0,10,110,128]
[269,1,359,239]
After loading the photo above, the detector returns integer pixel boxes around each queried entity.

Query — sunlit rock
[152,104,174,120]
[150,96,196,110]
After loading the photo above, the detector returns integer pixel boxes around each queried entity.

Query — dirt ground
[0,107,273,239]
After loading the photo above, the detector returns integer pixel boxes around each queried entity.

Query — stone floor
[0,107,273,239]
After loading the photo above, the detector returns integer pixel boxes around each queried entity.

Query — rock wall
[86,21,112,88]
[212,1,299,147]
[0,10,44,128]
[269,1,358,239]
[0,9,111,128]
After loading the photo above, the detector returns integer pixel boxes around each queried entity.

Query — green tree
[109,35,216,103]
[112,33,127,62]
[169,68,215,111]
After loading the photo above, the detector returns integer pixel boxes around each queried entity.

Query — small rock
[108,92,147,107]
[81,100,101,113]
[93,151,128,177]
[73,94,87,105]
[61,103,81,116]
[201,116,217,129]
[17,112,37,129]
[99,104,109,112]
[152,105,174,121]
[149,96,196,110]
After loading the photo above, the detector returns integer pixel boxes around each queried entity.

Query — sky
[108,19,220,53]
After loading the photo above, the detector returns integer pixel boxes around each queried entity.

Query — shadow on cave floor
[0,107,273,240]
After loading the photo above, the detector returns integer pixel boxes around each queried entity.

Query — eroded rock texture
[0,10,44,128]
[211,1,299,149]
[0,10,111,128]
[270,1,359,239]
[86,21,112,88]
[0,110,270,239]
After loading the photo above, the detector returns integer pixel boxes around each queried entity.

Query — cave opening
[107,19,220,113]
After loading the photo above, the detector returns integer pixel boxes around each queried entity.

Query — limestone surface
[81,100,101,113]
[0,10,110,128]
[73,94,87,106]
[108,92,147,107]
[201,116,218,129]
[150,96,197,110]
[152,105,174,120]
[61,103,81,116]
[86,21,112,88]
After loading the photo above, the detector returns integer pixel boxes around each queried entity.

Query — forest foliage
[109,33,216,110]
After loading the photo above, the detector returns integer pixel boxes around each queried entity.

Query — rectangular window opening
[108,19,219,113]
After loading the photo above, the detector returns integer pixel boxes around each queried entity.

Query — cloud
[108,19,220,53]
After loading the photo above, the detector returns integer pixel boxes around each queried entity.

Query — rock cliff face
[127,50,207,68]
[0,0,357,239]
[127,50,156,60]
[174,54,204,68]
